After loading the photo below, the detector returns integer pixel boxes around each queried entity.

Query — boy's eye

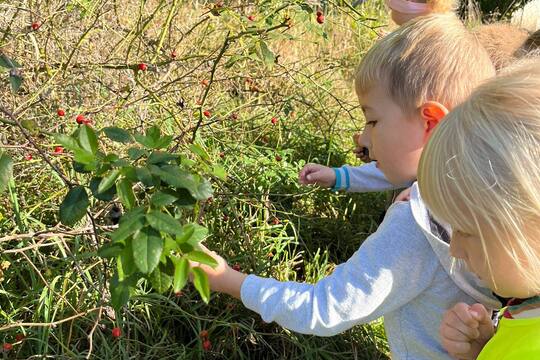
[365,120,377,127]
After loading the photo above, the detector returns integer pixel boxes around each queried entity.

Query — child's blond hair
[515,29,540,57]
[418,60,540,293]
[473,23,530,71]
[427,0,456,13]
[355,13,495,115]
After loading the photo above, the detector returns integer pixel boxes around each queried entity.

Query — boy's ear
[419,101,449,140]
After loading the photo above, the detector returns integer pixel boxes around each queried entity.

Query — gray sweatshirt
[240,164,501,359]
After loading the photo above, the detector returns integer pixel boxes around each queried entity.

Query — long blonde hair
[418,59,540,293]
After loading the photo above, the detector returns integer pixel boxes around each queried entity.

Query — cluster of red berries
[3,334,25,352]
[316,10,324,24]
[76,114,92,125]
[200,330,211,351]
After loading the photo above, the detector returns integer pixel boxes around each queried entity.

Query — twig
[0,307,103,332]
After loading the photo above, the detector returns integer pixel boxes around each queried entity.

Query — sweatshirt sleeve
[332,162,411,192]
[240,202,439,336]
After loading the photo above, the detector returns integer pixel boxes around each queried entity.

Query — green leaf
[9,72,23,93]
[191,267,210,303]
[212,164,227,181]
[97,169,120,193]
[0,54,20,68]
[189,144,210,161]
[150,190,178,207]
[53,134,80,152]
[258,40,275,67]
[133,227,163,274]
[174,188,197,206]
[136,166,155,187]
[176,223,208,245]
[110,208,146,243]
[133,134,155,148]
[103,127,133,143]
[185,251,218,268]
[110,272,130,310]
[147,151,179,165]
[78,125,98,154]
[117,178,136,210]
[119,240,136,277]
[149,265,173,293]
[59,186,90,226]
[173,257,190,293]
[0,152,13,194]
[147,126,161,142]
[89,177,117,201]
[150,165,197,191]
[73,148,96,164]
[98,242,124,258]
[191,178,213,200]
[127,147,146,160]
[146,211,183,236]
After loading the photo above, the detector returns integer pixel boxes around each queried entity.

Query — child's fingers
[440,337,472,359]
[451,303,479,328]
[441,321,479,342]
[469,303,495,341]
[299,164,318,184]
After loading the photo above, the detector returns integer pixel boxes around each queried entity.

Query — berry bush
[0,1,391,358]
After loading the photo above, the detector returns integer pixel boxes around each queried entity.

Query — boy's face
[357,83,426,185]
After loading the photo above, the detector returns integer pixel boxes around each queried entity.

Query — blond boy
[197,14,501,359]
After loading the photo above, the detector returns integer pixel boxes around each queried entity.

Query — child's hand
[189,244,248,300]
[394,187,412,202]
[298,163,336,188]
[440,303,494,359]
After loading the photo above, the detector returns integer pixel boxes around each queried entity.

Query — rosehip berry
[170,51,177,58]
[203,110,211,118]
[57,108,65,117]
[76,114,85,124]
[112,327,121,338]
[175,291,183,297]
[202,339,212,351]
[230,112,238,120]
[24,154,33,161]
[53,146,64,155]
[232,263,241,271]
[15,334,25,342]
[31,22,40,31]
[3,343,13,351]
[199,330,209,338]
[201,79,209,87]
[316,14,324,24]
[316,10,323,17]
[138,63,147,71]
[272,217,280,225]
[271,117,278,125]
[219,152,225,159]
[247,15,255,21]
[275,155,282,162]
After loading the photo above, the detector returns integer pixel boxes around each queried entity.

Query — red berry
[170,51,177,58]
[247,15,255,21]
[202,339,212,351]
[271,117,278,125]
[230,112,238,120]
[272,217,280,225]
[57,108,65,117]
[15,334,25,342]
[232,263,241,271]
[76,114,85,124]
[316,10,323,17]
[316,15,324,24]
[24,153,33,161]
[112,327,121,338]
[201,79,209,87]
[3,343,13,351]
[138,63,147,71]
[203,110,211,118]
[53,146,64,155]
[175,291,183,297]
[219,152,225,159]
[31,22,40,31]
[275,155,282,162]
[199,330,209,338]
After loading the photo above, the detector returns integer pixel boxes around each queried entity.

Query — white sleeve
[332,162,411,192]
[240,202,439,336]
